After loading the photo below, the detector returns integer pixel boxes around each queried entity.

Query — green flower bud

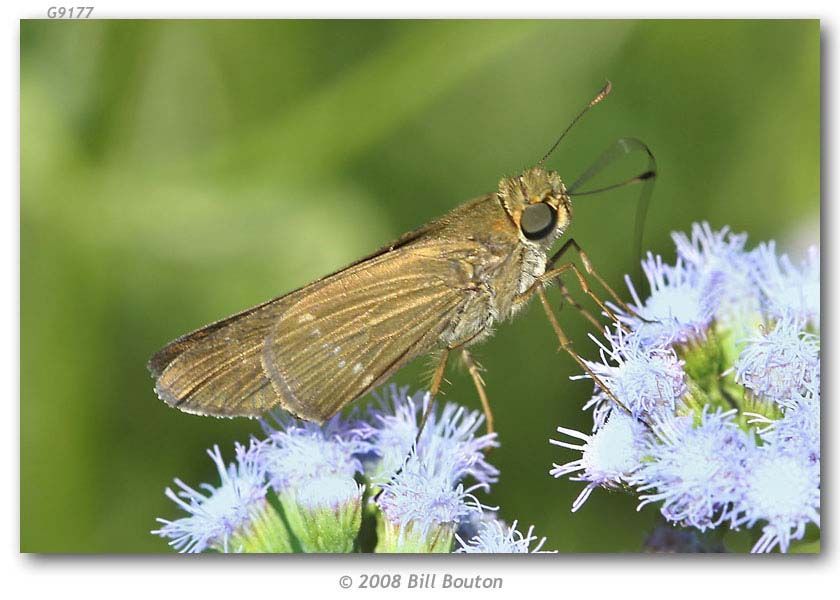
[226,499,295,553]
[376,516,455,553]
[279,476,363,553]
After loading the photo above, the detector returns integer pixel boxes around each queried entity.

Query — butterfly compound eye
[520,202,557,240]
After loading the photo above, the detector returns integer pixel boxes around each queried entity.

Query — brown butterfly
[148,82,655,432]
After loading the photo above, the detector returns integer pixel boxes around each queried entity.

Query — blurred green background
[21,20,819,552]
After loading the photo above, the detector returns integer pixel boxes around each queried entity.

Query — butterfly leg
[461,348,493,436]
[534,261,622,324]
[547,238,640,319]
[414,348,450,445]
[374,349,452,500]
[556,279,602,330]
[511,254,619,337]
[428,348,450,397]
[534,286,631,415]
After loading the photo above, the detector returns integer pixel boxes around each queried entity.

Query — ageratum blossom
[751,242,820,328]
[672,222,760,331]
[356,385,498,486]
[155,385,504,553]
[552,224,820,553]
[280,475,365,553]
[258,412,370,492]
[376,449,493,552]
[759,385,821,464]
[152,441,287,553]
[576,324,687,420]
[629,408,754,530]
[550,411,648,511]
[730,443,820,553]
[735,316,820,405]
[455,519,554,553]
[612,253,721,346]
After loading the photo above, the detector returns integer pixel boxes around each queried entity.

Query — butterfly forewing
[151,296,293,417]
[150,236,486,421]
[261,240,483,421]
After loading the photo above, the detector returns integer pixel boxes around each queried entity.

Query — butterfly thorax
[434,194,551,349]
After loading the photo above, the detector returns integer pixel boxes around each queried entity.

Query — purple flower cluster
[153,385,537,553]
[551,223,820,553]
[152,441,269,553]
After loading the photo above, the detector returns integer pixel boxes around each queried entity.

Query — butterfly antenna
[537,80,612,167]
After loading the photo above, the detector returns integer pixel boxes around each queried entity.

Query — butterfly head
[498,166,572,245]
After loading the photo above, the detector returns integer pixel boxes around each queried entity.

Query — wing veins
[273,283,445,348]
[168,343,264,406]
[281,271,448,324]
[321,302,450,417]
[280,290,456,395]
